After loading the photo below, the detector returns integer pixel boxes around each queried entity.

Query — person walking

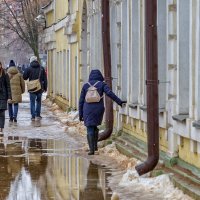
[23,56,47,121]
[79,69,126,155]
[7,60,25,123]
[0,62,12,132]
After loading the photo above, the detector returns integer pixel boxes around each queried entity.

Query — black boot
[13,117,17,123]
[94,128,99,151]
[87,134,94,155]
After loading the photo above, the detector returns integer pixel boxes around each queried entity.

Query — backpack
[85,81,103,103]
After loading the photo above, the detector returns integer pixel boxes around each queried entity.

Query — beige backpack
[85,81,103,103]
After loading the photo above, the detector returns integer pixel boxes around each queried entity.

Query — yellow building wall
[46,11,54,27]
[69,1,81,108]
[47,50,52,94]
[78,1,84,37]
[120,115,168,153]
[44,0,200,173]
[55,29,67,51]
[179,137,200,168]
[120,113,200,168]
[70,44,78,108]
[55,0,68,22]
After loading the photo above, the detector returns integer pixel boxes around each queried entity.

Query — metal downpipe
[98,0,113,142]
[135,0,159,175]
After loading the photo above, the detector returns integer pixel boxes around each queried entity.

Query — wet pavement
[0,94,192,200]
[0,96,113,200]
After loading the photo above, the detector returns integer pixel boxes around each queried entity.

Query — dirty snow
[43,98,193,200]
[119,170,192,200]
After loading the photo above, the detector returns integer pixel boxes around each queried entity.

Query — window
[121,0,128,100]
[110,3,118,94]
[177,0,190,114]
[130,0,140,105]
[75,55,79,107]
[63,50,67,98]
[157,0,167,110]
[56,52,59,94]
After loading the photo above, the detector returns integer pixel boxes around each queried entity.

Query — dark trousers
[87,126,97,136]
[0,110,5,128]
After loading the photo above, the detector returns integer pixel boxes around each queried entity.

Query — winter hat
[9,60,15,67]
[30,56,38,63]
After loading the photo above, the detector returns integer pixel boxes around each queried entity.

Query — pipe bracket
[146,80,159,85]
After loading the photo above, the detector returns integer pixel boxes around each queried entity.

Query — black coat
[0,70,12,110]
[79,70,123,127]
[23,61,47,93]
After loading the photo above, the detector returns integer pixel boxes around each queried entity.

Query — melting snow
[43,98,193,200]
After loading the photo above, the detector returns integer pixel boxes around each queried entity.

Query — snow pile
[42,98,53,107]
[99,143,137,169]
[119,170,192,200]
[43,99,86,136]
[101,143,192,200]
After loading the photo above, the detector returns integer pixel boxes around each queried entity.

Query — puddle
[0,137,112,200]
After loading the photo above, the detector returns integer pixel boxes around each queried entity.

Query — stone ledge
[193,121,200,129]
[172,114,189,122]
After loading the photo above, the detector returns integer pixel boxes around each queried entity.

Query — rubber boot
[87,134,94,155]
[94,128,99,151]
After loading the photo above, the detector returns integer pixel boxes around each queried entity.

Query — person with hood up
[0,62,12,132]
[79,69,126,155]
[7,60,25,122]
[23,56,47,121]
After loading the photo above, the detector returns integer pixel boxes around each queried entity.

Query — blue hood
[88,70,104,82]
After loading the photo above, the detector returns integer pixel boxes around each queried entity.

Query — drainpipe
[98,0,113,141]
[135,0,159,175]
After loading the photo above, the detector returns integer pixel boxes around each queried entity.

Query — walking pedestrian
[23,56,47,121]
[0,62,12,133]
[79,69,126,155]
[7,60,25,123]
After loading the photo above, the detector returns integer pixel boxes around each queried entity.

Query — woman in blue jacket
[79,69,126,155]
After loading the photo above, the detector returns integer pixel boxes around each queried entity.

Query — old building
[43,0,200,171]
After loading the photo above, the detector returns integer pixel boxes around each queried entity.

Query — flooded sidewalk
[1,94,114,200]
[0,93,193,200]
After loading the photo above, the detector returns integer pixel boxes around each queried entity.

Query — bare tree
[0,0,47,59]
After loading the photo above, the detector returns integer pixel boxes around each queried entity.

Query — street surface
[0,93,192,200]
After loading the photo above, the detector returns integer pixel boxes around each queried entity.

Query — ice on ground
[119,170,192,199]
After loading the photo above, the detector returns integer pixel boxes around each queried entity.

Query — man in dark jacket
[79,69,126,155]
[23,56,47,121]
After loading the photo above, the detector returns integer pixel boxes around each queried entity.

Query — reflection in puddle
[7,168,41,200]
[80,162,105,200]
[0,136,112,200]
